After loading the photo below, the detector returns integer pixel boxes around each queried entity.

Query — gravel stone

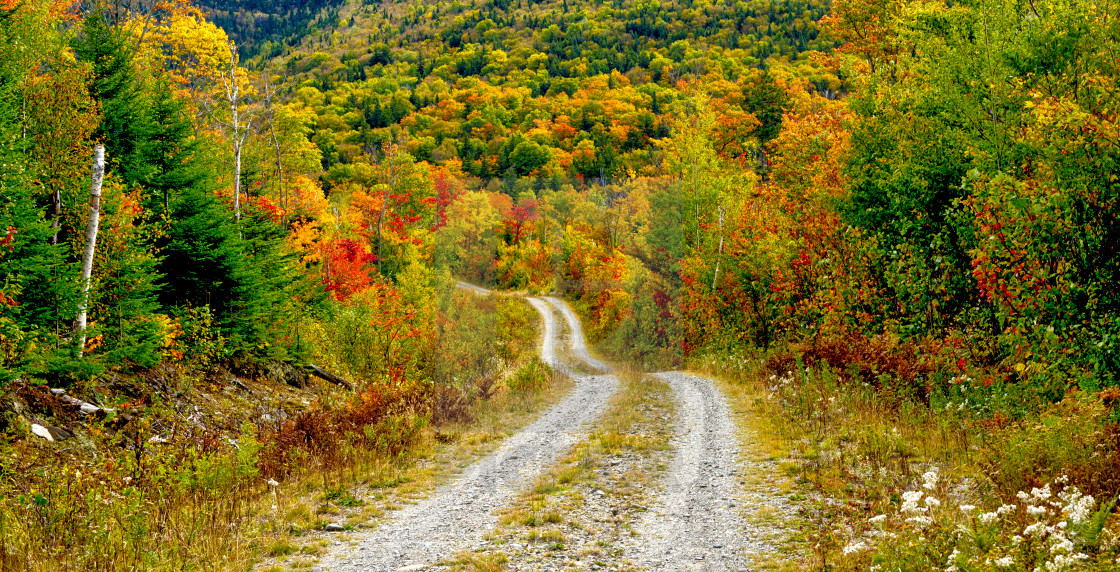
[317,292,616,572]
[619,372,774,570]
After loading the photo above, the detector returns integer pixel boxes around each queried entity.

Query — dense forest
[1,0,1119,567]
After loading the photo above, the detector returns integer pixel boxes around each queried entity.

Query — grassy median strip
[449,368,674,571]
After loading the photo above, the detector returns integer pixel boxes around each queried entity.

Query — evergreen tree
[0,4,84,380]
[159,187,296,356]
[72,12,146,189]
[140,79,208,219]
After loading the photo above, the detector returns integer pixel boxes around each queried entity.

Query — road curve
[621,371,763,571]
[319,286,617,571]
[543,296,612,373]
[453,280,492,296]
[525,298,559,369]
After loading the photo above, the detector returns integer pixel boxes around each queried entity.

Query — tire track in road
[524,297,558,369]
[542,296,612,373]
[620,371,770,571]
[320,287,616,572]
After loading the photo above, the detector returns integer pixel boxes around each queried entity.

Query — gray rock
[30,424,53,442]
[325,523,345,532]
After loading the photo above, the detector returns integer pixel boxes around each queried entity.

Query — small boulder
[46,425,72,440]
[324,523,345,532]
[30,423,54,442]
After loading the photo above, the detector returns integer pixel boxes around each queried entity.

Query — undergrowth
[0,290,544,571]
[693,336,1120,571]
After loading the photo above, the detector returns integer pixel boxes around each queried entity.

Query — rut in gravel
[620,371,770,571]
[319,291,615,572]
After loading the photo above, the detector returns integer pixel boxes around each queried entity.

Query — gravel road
[619,371,768,571]
[524,298,558,369]
[320,284,782,571]
[453,280,492,296]
[318,291,616,571]
[542,296,612,373]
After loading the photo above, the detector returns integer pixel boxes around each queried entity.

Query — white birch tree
[75,144,105,353]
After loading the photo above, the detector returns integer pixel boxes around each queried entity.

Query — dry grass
[478,368,675,568]
[254,367,575,570]
[692,351,1120,570]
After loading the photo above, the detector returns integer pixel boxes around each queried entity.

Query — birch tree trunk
[227,69,243,223]
[75,144,105,353]
[49,189,61,245]
[219,42,255,224]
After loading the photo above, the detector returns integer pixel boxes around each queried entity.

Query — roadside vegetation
[695,351,1120,570]
[2,0,1118,566]
[0,291,558,570]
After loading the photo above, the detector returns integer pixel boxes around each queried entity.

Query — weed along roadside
[691,351,1120,571]
[0,286,566,571]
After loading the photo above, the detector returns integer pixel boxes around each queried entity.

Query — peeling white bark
[75,144,105,353]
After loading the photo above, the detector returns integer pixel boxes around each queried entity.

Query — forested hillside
[2,0,1120,567]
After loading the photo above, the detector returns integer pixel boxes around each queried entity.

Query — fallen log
[308,364,353,390]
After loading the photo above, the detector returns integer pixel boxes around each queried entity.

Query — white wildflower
[906,515,933,526]
[959,504,976,514]
[843,540,869,555]
[266,478,279,487]
[922,470,939,490]
[1060,488,1096,525]
[868,514,887,524]
[901,490,926,514]
[1051,536,1074,554]
[979,511,1000,524]
[925,496,941,508]
[945,548,961,571]
[1045,552,1089,571]
[997,504,1017,516]
[1028,505,1049,517]
[1023,522,1047,537]
[1031,484,1052,503]
[994,556,1015,567]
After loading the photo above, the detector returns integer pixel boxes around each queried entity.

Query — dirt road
[320,285,784,571]
[320,289,615,571]
[619,371,769,570]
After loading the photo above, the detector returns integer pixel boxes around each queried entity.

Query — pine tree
[72,12,146,188]
[0,3,83,379]
[139,79,207,219]
[159,187,296,357]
